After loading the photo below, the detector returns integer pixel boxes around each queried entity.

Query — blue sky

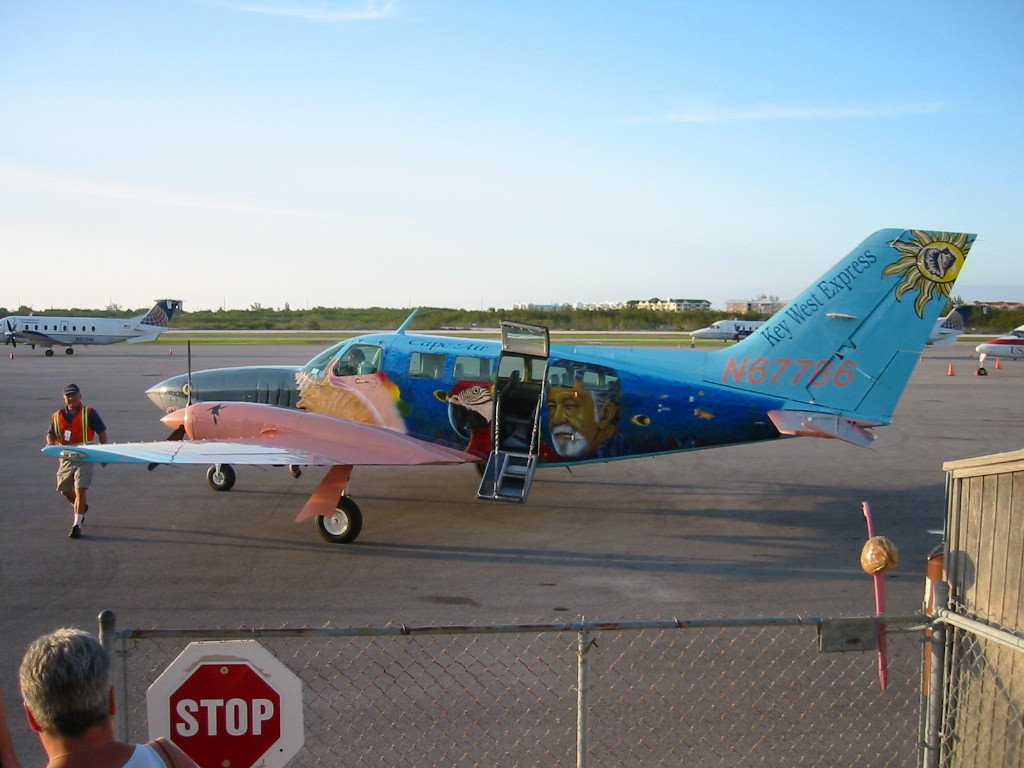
[2,1,1021,312]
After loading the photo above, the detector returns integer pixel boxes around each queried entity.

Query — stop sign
[148,641,304,768]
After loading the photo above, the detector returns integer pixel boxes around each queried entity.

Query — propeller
[4,320,16,347]
[148,341,191,470]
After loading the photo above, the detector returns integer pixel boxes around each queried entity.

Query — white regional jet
[975,324,1024,375]
[2,299,182,356]
[689,319,764,341]
[690,305,972,345]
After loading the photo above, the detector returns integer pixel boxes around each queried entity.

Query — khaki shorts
[56,459,94,493]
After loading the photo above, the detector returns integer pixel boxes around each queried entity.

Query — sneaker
[69,525,82,539]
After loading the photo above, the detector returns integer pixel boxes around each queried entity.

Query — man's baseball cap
[63,383,81,395]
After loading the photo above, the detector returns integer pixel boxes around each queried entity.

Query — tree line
[2,302,1022,334]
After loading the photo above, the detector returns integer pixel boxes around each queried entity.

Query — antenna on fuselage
[396,309,419,335]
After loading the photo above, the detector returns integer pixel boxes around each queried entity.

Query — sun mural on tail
[883,230,969,317]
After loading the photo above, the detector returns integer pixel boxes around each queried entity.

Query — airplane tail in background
[128,300,183,342]
[703,229,976,434]
[941,304,973,331]
[137,299,183,328]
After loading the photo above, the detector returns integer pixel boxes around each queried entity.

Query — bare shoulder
[147,737,201,768]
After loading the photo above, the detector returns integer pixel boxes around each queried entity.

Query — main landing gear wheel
[316,496,363,544]
[65,347,74,355]
[206,464,236,491]
[45,349,54,357]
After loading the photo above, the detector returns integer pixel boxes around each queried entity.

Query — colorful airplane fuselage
[147,229,976,467]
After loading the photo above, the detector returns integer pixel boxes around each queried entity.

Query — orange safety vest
[52,406,96,445]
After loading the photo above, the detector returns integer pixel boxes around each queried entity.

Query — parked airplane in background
[974,325,1024,374]
[2,300,182,355]
[691,305,972,346]
[47,229,976,545]
[689,319,763,342]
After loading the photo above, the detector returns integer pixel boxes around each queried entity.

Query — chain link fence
[929,602,1024,768]
[103,614,931,767]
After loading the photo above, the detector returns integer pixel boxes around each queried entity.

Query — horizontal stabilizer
[767,410,878,447]
[127,331,162,343]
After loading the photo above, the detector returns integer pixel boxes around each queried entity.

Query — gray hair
[19,628,110,737]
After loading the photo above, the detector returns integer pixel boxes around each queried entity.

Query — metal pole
[96,610,124,741]
[923,583,948,768]
[577,626,593,768]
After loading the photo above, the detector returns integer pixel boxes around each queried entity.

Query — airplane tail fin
[941,304,973,331]
[137,300,183,328]
[703,230,976,429]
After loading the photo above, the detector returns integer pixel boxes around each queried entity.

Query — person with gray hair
[19,628,197,768]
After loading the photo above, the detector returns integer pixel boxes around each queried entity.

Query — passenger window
[409,352,446,379]
[454,356,493,381]
[497,356,527,381]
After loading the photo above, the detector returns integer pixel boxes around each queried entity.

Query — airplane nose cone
[160,409,186,430]
[146,374,189,411]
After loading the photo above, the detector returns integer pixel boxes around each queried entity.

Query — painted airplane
[45,229,975,545]
[2,300,183,355]
[974,324,1024,375]
[690,305,972,346]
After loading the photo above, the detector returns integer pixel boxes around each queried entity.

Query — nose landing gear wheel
[206,464,236,491]
[45,349,54,357]
[316,495,363,543]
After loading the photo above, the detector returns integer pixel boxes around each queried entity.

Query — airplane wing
[44,440,341,466]
[14,328,66,346]
[42,402,477,468]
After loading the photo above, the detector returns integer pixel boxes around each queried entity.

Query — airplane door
[478,321,549,502]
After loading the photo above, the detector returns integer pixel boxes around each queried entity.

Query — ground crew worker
[44,384,108,539]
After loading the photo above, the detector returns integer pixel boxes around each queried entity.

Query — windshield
[300,341,348,379]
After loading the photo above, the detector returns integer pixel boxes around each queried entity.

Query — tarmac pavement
[1,340,1019,762]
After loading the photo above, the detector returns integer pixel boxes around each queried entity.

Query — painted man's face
[548,381,617,458]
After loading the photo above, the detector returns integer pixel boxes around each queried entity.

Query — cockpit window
[300,341,347,379]
[333,344,383,376]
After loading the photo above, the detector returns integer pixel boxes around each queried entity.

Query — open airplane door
[477,321,549,502]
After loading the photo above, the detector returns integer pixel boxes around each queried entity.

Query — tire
[206,464,236,492]
[45,349,54,357]
[315,496,363,544]
[65,347,74,355]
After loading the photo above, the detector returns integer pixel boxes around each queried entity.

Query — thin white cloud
[209,0,395,23]
[0,166,342,220]
[626,102,946,125]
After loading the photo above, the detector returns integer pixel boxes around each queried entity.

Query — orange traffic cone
[947,363,955,376]
[995,358,1002,370]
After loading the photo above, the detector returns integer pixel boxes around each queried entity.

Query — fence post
[577,626,594,768]
[96,610,125,741]
[923,583,948,768]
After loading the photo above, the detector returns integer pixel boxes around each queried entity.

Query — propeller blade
[186,340,193,406]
